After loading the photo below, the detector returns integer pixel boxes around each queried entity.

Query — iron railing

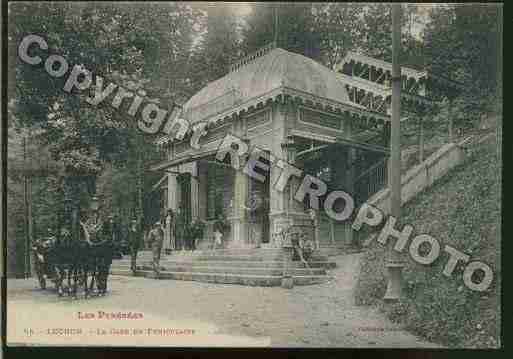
[354,157,388,205]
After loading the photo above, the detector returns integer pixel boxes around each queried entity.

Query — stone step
[192,255,284,261]
[121,254,330,263]
[112,259,336,269]
[193,253,328,261]
[317,245,363,257]
[130,248,329,259]
[111,263,326,276]
[110,269,331,286]
[133,248,284,256]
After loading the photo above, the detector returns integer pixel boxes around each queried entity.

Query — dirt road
[7,254,439,347]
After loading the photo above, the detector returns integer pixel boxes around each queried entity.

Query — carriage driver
[80,201,105,295]
[97,215,116,295]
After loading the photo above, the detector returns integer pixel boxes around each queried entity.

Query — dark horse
[80,219,114,297]
[50,227,88,298]
[49,224,111,299]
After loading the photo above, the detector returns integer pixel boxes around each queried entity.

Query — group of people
[78,205,319,286]
[133,210,227,275]
[79,207,196,279]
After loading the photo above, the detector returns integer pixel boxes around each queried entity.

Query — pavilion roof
[156,45,389,146]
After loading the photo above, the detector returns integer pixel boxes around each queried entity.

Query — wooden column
[190,162,200,221]
[231,166,249,246]
[344,148,356,247]
[287,146,305,215]
[167,172,178,212]
[197,161,208,220]
[269,102,288,246]
[230,114,249,247]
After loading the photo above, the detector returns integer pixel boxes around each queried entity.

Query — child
[214,228,223,250]
[213,214,226,250]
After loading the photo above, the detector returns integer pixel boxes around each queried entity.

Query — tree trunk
[137,135,145,241]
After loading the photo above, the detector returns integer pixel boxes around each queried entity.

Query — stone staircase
[110,248,336,287]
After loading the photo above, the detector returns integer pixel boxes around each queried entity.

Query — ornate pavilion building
[150,43,459,251]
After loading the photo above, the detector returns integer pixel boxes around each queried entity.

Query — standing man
[127,216,142,275]
[97,214,115,296]
[148,221,165,274]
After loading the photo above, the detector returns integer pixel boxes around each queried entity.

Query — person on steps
[148,221,165,274]
[128,216,142,275]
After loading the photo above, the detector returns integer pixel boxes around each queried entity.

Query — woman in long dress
[160,209,174,255]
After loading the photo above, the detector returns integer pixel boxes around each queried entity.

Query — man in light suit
[147,221,165,274]
[128,216,142,275]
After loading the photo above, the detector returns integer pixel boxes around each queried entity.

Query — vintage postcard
[4,2,501,349]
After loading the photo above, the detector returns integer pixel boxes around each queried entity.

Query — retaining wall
[368,142,466,214]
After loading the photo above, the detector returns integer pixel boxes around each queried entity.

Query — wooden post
[345,148,356,247]
[231,116,249,247]
[418,116,424,163]
[497,4,503,161]
[384,4,404,302]
[448,99,454,143]
[23,136,30,278]
[190,162,200,221]
[28,175,34,277]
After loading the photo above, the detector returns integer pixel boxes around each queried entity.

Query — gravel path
[7,253,439,348]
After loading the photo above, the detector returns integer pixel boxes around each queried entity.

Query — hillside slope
[354,134,500,348]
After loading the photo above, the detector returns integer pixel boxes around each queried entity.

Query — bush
[354,136,500,348]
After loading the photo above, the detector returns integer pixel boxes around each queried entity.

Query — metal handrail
[354,158,388,203]
[355,157,387,183]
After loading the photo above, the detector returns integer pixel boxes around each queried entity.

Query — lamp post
[383,3,404,302]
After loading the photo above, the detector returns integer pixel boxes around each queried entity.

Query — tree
[187,3,240,89]
[424,4,501,125]
[7,2,204,251]
[424,4,500,92]
[242,3,321,60]
[311,3,365,68]
[356,4,424,67]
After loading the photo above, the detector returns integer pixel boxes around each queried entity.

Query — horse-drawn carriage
[32,218,115,299]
